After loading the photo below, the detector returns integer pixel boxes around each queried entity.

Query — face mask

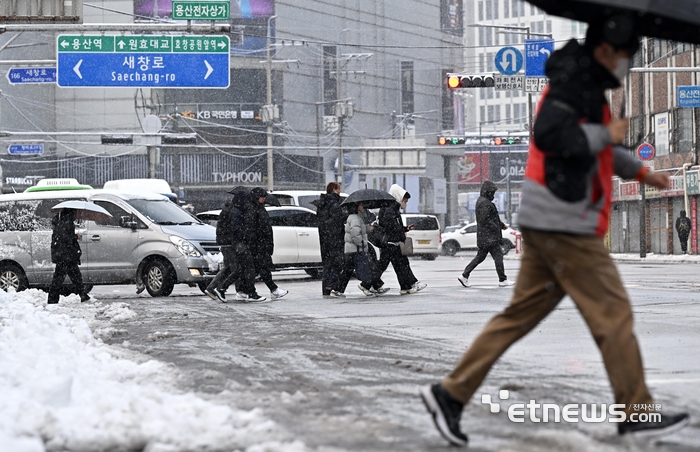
[613,57,630,82]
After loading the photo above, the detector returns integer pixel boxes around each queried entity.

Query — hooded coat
[518,39,646,237]
[475,180,506,249]
[216,191,256,246]
[50,210,82,264]
[316,192,347,262]
[676,211,692,238]
[378,184,409,243]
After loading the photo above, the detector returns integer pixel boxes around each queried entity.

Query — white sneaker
[271,288,288,299]
[412,281,427,292]
[358,283,375,296]
[400,287,418,295]
[499,279,515,287]
[372,286,390,295]
[235,292,250,301]
[457,275,471,288]
[330,290,346,298]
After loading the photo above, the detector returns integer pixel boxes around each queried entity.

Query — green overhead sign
[172,1,230,20]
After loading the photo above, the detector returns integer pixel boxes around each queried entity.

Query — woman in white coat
[333,202,379,297]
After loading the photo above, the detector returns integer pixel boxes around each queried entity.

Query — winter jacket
[216,192,256,246]
[344,213,369,254]
[378,185,409,243]
[50,212,82,264]
[519,39,647,237]
[475,181,506,249]
[252,202,274,256]
[316,192,347,259]
[676,214,692,237]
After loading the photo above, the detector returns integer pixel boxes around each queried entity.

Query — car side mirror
[460,230,467,234]
[120,216,138,229]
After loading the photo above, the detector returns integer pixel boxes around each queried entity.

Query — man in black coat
[316,182,347,297]
[205,190,265,302]
[237,187,288,298]
[47,208,92,304]
[457,180,513,288]
[676,210,692,254]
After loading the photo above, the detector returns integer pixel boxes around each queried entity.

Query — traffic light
[438,136,466,145]
[493,137,522,145]
[447,74,495,89]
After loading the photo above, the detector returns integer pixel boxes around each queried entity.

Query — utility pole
[265,15,277,191]
[639,38,647,258]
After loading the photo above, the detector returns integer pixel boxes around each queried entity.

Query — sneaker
[235,292,250,301]
[618,412,690,438]
[457,275,471,288]
[204,287,218,301]
[248,293,267,302]
[372,286,390,295]
[136,283,146,294]
[358,283,375,297]
[400,287,418,295]
[420,384,468,447]
[330,290,346,298]
[271,288,288,299]
[499,279,515,287]
[412,281,427,292]
[212,287,227,303]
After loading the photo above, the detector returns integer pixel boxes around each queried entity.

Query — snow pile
[0,289,306,452]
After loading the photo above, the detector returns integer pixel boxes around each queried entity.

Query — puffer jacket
[378,184,409,243]
[344,213,368,254]
[475,181,506,249]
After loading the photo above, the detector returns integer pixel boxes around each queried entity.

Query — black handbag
[368,222,388,248]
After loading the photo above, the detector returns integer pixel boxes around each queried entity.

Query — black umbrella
[525,0,700,44]
[340,189,397,209]
[226,186,280,207]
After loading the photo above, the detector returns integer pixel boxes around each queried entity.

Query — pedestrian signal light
[438,136,465,145]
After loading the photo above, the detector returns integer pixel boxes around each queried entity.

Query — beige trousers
[442,228,653,414]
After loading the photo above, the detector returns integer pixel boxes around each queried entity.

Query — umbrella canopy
[525,0,700,44]
[340,189,397,210]
[226,186,280,207]
[51,200,113,222]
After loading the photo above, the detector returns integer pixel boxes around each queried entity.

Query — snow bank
[0,289,306,452]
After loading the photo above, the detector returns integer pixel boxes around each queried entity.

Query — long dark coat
[475,180,506,249]
[50,211,82,264]
[316,192,347,263]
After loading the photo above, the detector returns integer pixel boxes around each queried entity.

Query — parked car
[440,222,517,256]
[0,183,219,297]
[401,214,441,260]
[197,206,323,277]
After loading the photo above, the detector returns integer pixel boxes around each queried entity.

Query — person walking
[359,208,390,295]
[205,190,265,303]
[243,187,288,299]
[335,203,382,297]
[675,210,692,254]
[47,208,93,304]
[457,180,514,288]
[376,184,426,295]
[316,182,347,298]
[420,17,688,446]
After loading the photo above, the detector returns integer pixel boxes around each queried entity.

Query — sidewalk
[505,251,700,264]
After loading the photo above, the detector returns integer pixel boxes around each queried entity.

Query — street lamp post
[265,15,277,191]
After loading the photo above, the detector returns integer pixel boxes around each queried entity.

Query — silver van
[0,189,219,296]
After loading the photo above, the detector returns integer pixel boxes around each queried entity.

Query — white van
[0,186,219,296]
[103,179,177,202]
[271,190,348,211]
[401,214,441,260]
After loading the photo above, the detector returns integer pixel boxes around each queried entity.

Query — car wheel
[422,254,438,261]
[305,268,322,279]
[442,241,460,256]
[0,263,28,292]
[144,259,176,297]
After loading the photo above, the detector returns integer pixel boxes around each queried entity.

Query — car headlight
[169,236,201,257]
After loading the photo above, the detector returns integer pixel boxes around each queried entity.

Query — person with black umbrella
[420,17,688,446]
[47,208,93,304]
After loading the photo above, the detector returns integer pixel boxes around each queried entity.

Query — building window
[519,1,525,17]
[480,106,486,123]
[488,105,495,122]
[504,0,509,18]
[530,3,536,15]
[486,0,492,20]
[673,108,693,153]
[546,20,552,34]
[506,104,512,123]
[494,0,499,20]
[478,1,484,21]
[511,0,518,17]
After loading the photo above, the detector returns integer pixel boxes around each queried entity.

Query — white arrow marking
[60,40,69,49]
[73,59,83,79]
[118,41,126,50]
[499,49,518,73]
[539,48,551,57]
[204,60,214,80]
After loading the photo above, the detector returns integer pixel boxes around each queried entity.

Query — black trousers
[376,244,418,291]
[239,253,277,293]
[336,251,378,293]
[209,245,256,295]
[462,243,507,282]
[321,247,344,295]
[48,261,85,303]
[679,233,689,253]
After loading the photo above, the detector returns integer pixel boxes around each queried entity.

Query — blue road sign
[7,68,57,84]
[678,86,700,108]
[525,39,555,77]
[8,144,44,155]
[495,47,523,76]
[56,35,230,88]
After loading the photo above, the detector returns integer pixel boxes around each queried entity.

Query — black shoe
[248,293,267,302]
[204,287,218,301]
[212,287,226,303]
[420,384,468,447]
[80,293,92,303]
[618,412,690,438]
[47,300,58,305]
